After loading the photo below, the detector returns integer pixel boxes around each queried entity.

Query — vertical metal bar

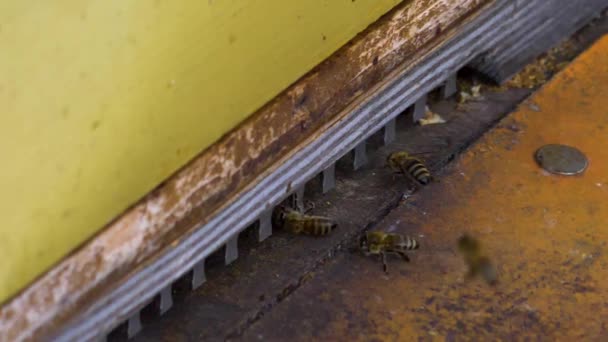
[321,164,336,194]
[383,118,396,145]
[127,311,142,339]
[258,209,273,241]
[413,93,428,122]
[225,235,238,265]
[353,140,367,170]
[191,260,206,290]
[291,185,305,212]
[158,285,173,315]
[442,74,458,99]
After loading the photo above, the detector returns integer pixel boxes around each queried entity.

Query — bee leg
[350,245,363,254]
[465,268,477,281]
[381,253,389,274]
[304,201,315,214]
[359,233,369,246]
[397,251,410,262]
[289,224,304,235]
[399,167,422,192]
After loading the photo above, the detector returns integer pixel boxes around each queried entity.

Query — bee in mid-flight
[387,151,432,186]
[272,206,337,236]
[360,230,419,273]
[458,234,498,286]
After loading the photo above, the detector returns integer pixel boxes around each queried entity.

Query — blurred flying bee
[360,231,420,273]
[272,206,337,236]
[458,234,498,286]
[387,151,433,186]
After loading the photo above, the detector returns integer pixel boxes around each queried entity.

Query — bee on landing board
[360,230,419,273]
[458,233,498,286]
[386,151,433,186]
[272,206,337,237]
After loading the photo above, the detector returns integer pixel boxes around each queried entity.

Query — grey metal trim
[126,313,141,339]
[353,141,368,170]
[470,0,607,82]
[158,286,173,315]
[258,209,273,242]
[191,260,206,290]
[442,74,458,99]
[321,164,336,194]
[290,185,306,212]
[412,93,427,122]
[225,236,239,265]
[383,119,396,145]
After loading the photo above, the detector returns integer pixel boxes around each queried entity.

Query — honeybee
[387,151,432,186]
[360,231,420,273]
[458,234,498,286]
[458,84,482,104]
[272,206,337,236]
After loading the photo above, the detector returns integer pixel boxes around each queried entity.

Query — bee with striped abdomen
[360,231,419,273]
[458,234,498,286]
[272,206,337,237]
[387,151,432,186]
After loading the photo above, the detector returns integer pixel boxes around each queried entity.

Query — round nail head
[535,144,588,175]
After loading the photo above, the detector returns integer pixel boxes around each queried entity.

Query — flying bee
[272,206,337,236]
[360,231,419,273]
[387,151,433,186]
[457,234,498,286]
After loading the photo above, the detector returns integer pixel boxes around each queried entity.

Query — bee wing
[479,257,498,285]
[399,165,424,187]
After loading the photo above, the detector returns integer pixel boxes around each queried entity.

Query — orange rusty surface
[244,35,608,341]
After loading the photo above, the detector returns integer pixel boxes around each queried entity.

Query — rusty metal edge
[0,0,493,340]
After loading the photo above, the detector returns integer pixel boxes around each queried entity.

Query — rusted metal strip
[0,1,494,340]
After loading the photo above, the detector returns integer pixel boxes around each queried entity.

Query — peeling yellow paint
[0,0,403,303]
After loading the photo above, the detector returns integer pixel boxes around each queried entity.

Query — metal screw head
[535,144,588,175]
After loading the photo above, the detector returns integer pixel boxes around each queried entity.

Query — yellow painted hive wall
[0,0,403,303]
